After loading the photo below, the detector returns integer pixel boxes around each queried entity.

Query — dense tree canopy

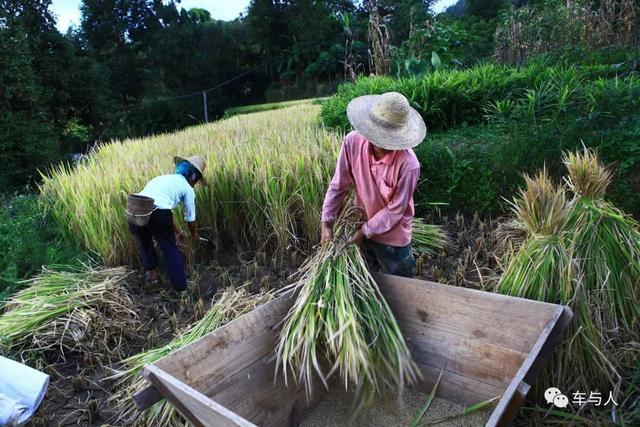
[2,0,636,191]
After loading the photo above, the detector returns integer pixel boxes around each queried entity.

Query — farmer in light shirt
[130,155,206,291]
[321,92,426,277]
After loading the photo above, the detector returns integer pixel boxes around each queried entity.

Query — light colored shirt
[139,174,196,222]
[322,131,420,247]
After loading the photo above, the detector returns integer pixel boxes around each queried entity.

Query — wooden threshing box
[134,274,573,426]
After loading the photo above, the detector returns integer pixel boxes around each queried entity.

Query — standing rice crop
[275,207,421,408]
[109,287,274,426]
[0,265,136,360]
[40,105,341,265]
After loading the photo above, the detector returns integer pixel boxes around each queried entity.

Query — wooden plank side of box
[373,273,561,405]
[489,305,573,427]
[146,290,325,427]
[143,364,256,427]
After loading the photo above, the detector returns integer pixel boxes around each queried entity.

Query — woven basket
[126,194,155,226]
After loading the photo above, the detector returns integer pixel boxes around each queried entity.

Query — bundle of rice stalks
[497,168,576,303]
[494,218,528,263]
[563,148,640,389]
[498,150,640,395]
[563,148,612,199]
[275,207,421,408]
[110,287,274,426]
[0,266,135,360]
[412,218,448,256]
[495,168,612,391]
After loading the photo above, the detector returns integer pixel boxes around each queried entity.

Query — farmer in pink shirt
[321,92,426,277]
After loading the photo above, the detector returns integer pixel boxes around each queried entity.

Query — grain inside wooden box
[135,273,572,427]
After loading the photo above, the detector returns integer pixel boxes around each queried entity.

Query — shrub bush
[494,0,639,65]
[320,63,629,133]
[322,65,640,217]
[414,112,640,217]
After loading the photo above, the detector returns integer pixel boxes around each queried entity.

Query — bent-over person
[129,155,206,291]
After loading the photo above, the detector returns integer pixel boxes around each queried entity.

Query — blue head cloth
[175,161,199,182]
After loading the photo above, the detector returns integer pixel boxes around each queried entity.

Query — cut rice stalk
[563,149,640,334]
[424,396,500,425]
[497,168,575,301]
[0,265,136,360]
[562,149,640,391]
[412,218,448,256]
[563,146,612,199]
[410,366,444,427]
[499,151,640,394]
[275,207,421,406]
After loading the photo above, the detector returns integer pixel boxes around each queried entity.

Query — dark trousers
[129,209,187,292]
[362,239,415,278]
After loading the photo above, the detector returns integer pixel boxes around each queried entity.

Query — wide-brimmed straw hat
[174,155,207,185]
[346,92,426,150]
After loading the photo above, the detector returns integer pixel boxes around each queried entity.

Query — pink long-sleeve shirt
[322,131,420,247]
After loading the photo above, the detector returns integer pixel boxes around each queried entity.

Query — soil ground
[25,212,510,426]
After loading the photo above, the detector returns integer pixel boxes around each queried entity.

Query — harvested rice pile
[0,266,136,361]
[497,148,640,400]
[412,218,449,257]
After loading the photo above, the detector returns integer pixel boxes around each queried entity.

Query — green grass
[0,194,87,306]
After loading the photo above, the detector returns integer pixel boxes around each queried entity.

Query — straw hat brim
[346,95,426,150]
[174,156,207,185]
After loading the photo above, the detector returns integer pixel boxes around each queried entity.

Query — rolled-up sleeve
[184,187,196,222]
[321,138,353,222]
[362,166,419,238]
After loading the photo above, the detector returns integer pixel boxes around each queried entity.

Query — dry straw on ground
[109,287,274,426]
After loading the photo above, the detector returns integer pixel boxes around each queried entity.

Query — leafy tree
[0,0,77,188]
[246,0,290,77]
[385,0,434,43]
[79,0,153,103]
[466,0,510,20]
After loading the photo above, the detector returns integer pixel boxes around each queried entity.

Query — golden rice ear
[563,147,612,198]
[510,167,569,236]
